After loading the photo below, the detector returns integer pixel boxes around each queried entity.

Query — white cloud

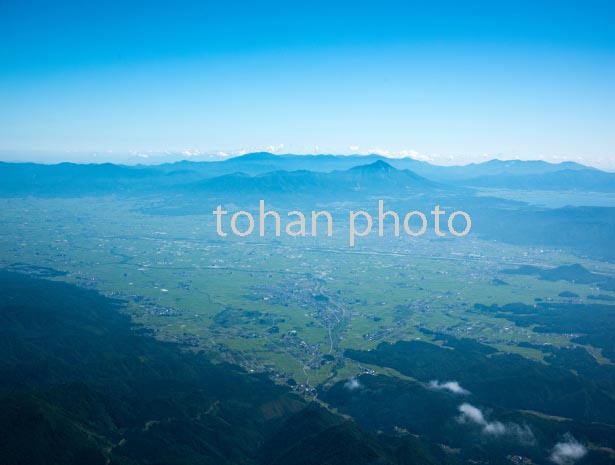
[368,148,392,157]
[429,380,470,395]
[344,378,362,391]
[372,148,434,161]
[483,421,507,435]
[457,403,535,444]
[550,435,587,465]
[217,151,230,158]
[398,149,434,161]
[265,143,285,153]
[458,403,486,425]
[344,146,435,161]
[181,149,202,157]
[398,149,419,157]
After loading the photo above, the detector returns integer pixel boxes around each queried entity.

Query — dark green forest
[0,271,450,465]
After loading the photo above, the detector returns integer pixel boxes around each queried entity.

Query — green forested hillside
[0,271,447,465]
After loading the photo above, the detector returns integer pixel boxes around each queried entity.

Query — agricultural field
[2,195,614,392]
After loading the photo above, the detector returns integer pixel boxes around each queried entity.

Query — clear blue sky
[1,0,614,168]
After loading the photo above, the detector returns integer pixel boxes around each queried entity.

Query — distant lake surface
[476,188,615,208]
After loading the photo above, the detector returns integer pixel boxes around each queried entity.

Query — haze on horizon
[1,0,614,169]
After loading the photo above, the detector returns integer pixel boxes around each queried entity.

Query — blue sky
[1,0,614,168]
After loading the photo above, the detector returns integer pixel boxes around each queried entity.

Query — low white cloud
[484,421,534,443]
[550,435,587,465]
[458,403,486,424]
[483,421,507,435]
[181,149,202,157]
[368,148,392,157]
[398,149,419,158]
[457,403,535,444]
[265,143,285,153]
[346,147,435,161]
[398,149,434,162]
[344,378,362,391]
[429,380,470,395]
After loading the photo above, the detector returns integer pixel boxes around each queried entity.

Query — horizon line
[0,150,610,171]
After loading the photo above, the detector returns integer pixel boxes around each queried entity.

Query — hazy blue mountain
[471,206,615,262]
[2,156,614,262]
[454,168,615,192]
[154,154,592,181]
[418,159,590,181]
[168,153,427,177]
[182,160,442,199]
[0,158,440,197]
[0,161,163,195]
[0,155,606,196]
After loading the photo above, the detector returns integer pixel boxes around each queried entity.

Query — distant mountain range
[457,168,615,192]
[2,153,615,262]
[185,160,443,200]
[145,152,597,182]
[151,152,593,178]
[1,152,613,195]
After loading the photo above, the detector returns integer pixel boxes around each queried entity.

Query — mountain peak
[351,160,397,173]
[229,152,278,162]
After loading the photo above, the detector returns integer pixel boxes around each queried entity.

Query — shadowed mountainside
[0,271,449,465]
